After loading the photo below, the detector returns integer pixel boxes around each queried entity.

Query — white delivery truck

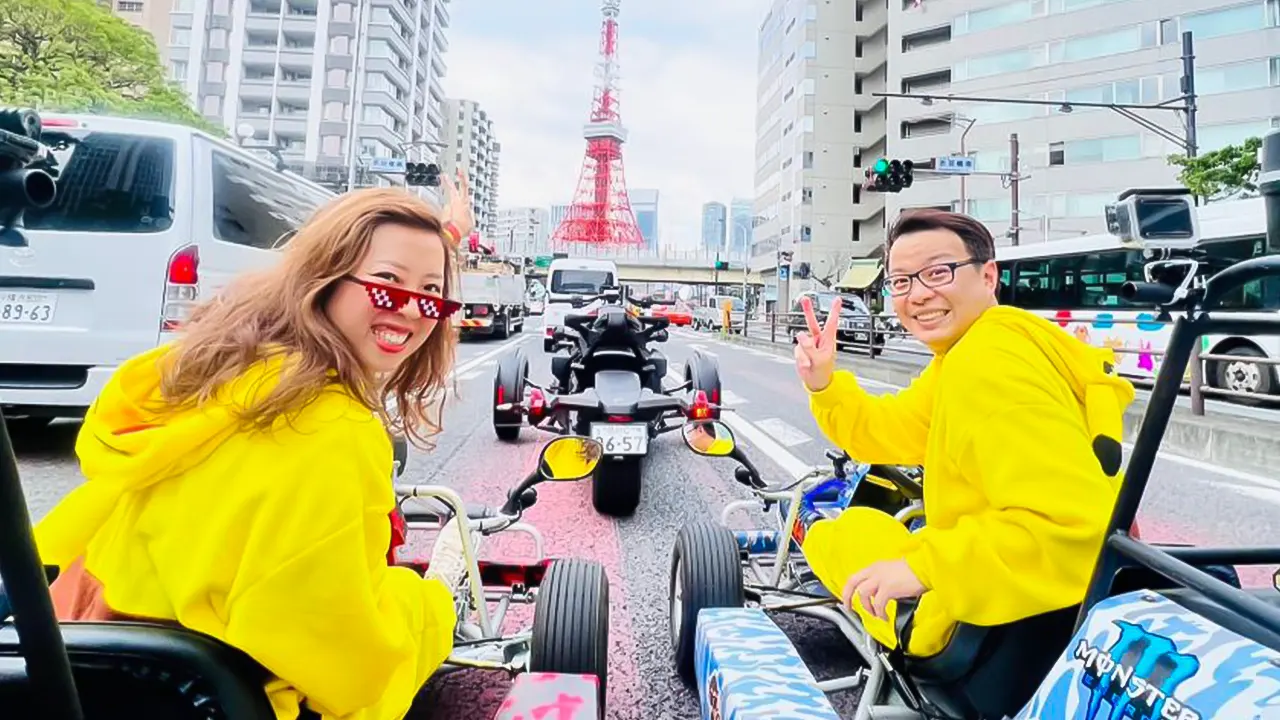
[541,257,619,352]
[456,254,526,339]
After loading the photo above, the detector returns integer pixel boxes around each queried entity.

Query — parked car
[785,290,885,356]
[651,300,693,327]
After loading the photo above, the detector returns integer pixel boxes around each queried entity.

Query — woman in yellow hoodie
[33,175,478,720]
[793,209,1135,660]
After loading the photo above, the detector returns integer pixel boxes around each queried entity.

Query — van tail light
[687,390,711,420]
[162,245,199,332]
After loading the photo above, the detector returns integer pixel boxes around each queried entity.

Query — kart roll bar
[1078,252,1280,650]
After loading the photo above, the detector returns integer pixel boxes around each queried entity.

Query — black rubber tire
[685,352,723,420]
[591,457,642,517]
[530,558,610,717]
[669,521,744,683]
[493,348,527,442]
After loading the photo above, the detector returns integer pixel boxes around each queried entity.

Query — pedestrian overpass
[523,248,766,285]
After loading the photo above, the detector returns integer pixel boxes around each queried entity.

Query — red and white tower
[550,0,645,247]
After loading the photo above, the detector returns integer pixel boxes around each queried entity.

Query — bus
[995,196,1278,402]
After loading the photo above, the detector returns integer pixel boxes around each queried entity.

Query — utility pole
[345,0,371,192]
[1180,30,1206,415]
[1009,132,1020,246]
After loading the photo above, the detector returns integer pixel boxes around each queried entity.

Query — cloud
[443,1,770,250]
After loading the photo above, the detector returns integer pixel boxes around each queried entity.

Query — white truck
[456,255,526,339]
[541,257,619,352]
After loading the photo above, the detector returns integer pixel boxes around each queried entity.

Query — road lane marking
[721,389,748,407]
[754,418,812,447]
[448,336,527,382]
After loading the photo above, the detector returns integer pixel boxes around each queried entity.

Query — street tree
[1168,136,1262,201]
[0,0,223,135]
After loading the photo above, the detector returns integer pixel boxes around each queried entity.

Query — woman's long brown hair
[157,188,459,448]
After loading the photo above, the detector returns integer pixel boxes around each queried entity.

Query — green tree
[0,0,224,136]
[1167,136,1262,200]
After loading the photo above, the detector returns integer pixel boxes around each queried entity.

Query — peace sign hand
[440,168,475,240]
[794,295,842,392]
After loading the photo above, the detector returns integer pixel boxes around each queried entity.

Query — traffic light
[405,162,440,187]
[864,158,914,193]
[715,260,729,270]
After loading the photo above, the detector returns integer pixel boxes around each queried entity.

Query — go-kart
[0,427,612,719]
[668,250,1280,720]
[493,286,723,517]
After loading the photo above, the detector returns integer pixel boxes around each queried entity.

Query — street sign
[934,155,975,175]
[369,157,407,174]
[534,255,553,269]
[778,265,790,281]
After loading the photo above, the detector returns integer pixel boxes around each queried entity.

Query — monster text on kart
[0,430,613,720]
[668,256,1280,717]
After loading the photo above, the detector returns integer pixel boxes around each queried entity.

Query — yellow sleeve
[221,419,456,718]
[807,362,937,465]
[902,346,1117,627]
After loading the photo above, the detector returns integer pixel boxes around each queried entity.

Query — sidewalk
[721,331,1280,479]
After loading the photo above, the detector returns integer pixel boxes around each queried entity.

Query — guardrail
[731,312,1280,416]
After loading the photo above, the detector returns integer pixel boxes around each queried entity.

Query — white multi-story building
[441,98,500,236]
[164,0,452,190]
[886,0,1280,243]
[751,0,889,307]
[494,207,549,257]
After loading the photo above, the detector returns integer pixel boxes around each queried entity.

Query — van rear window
[22,130,175,234]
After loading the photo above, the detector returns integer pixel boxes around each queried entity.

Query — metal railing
[727,312,1280,416]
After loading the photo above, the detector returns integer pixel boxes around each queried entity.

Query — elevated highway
[523,248,766,285]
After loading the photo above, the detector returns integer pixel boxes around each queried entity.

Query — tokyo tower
[549,0,645,247]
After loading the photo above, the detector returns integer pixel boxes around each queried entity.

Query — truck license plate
[0,291,56,324]
[590,423,649,455]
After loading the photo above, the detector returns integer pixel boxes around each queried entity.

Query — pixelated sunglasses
[344,276,462,320]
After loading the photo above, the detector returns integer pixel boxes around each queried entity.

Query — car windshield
[813,293,869,314]
[551,269,614,294]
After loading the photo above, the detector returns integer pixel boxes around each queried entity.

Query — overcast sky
[445,0,772,248]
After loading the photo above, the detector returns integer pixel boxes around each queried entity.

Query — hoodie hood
[972,306,1136,476]
[35,345,301,568]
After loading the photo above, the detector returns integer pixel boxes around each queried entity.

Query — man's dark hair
[886,209,996,263]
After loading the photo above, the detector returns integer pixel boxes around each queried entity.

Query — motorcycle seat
[399,497,496,524]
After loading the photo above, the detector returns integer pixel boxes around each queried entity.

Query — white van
[541,257,619,352]
[0,114,335,424]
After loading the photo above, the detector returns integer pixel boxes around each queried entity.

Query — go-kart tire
[493,348,528,442]
[530,558,610,718]
[591,457,642,517]
[670,521,743,683]
[684,351,723,420]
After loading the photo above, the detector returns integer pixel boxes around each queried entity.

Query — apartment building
[887,0,1280,243]
[165,0,452,189]
[107,0,176,65]
[751,0,889,307]
[441,98,500,236]
[494,207,550,257]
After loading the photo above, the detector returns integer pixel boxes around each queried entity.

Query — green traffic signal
[873,158,889,173]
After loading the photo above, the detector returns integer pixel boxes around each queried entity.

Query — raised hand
[440,168,475,240]
[793,295,841,392]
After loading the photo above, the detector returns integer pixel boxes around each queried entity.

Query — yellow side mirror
[682,420,736,457]
[539,436,604,481]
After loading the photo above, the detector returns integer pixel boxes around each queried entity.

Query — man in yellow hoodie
[795,209,1134,658]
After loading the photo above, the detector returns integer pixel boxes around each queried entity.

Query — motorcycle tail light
[688,390,712,420]
[528,388,547,421]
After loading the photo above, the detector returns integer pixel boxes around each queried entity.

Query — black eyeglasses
[885,259,985,297]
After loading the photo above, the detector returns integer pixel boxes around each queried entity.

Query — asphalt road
[10,317,1279,718]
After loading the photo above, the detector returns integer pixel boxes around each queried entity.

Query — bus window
[1201,237,1277,310]
[1078,249,1145,308]
[1011,256,1081,309]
